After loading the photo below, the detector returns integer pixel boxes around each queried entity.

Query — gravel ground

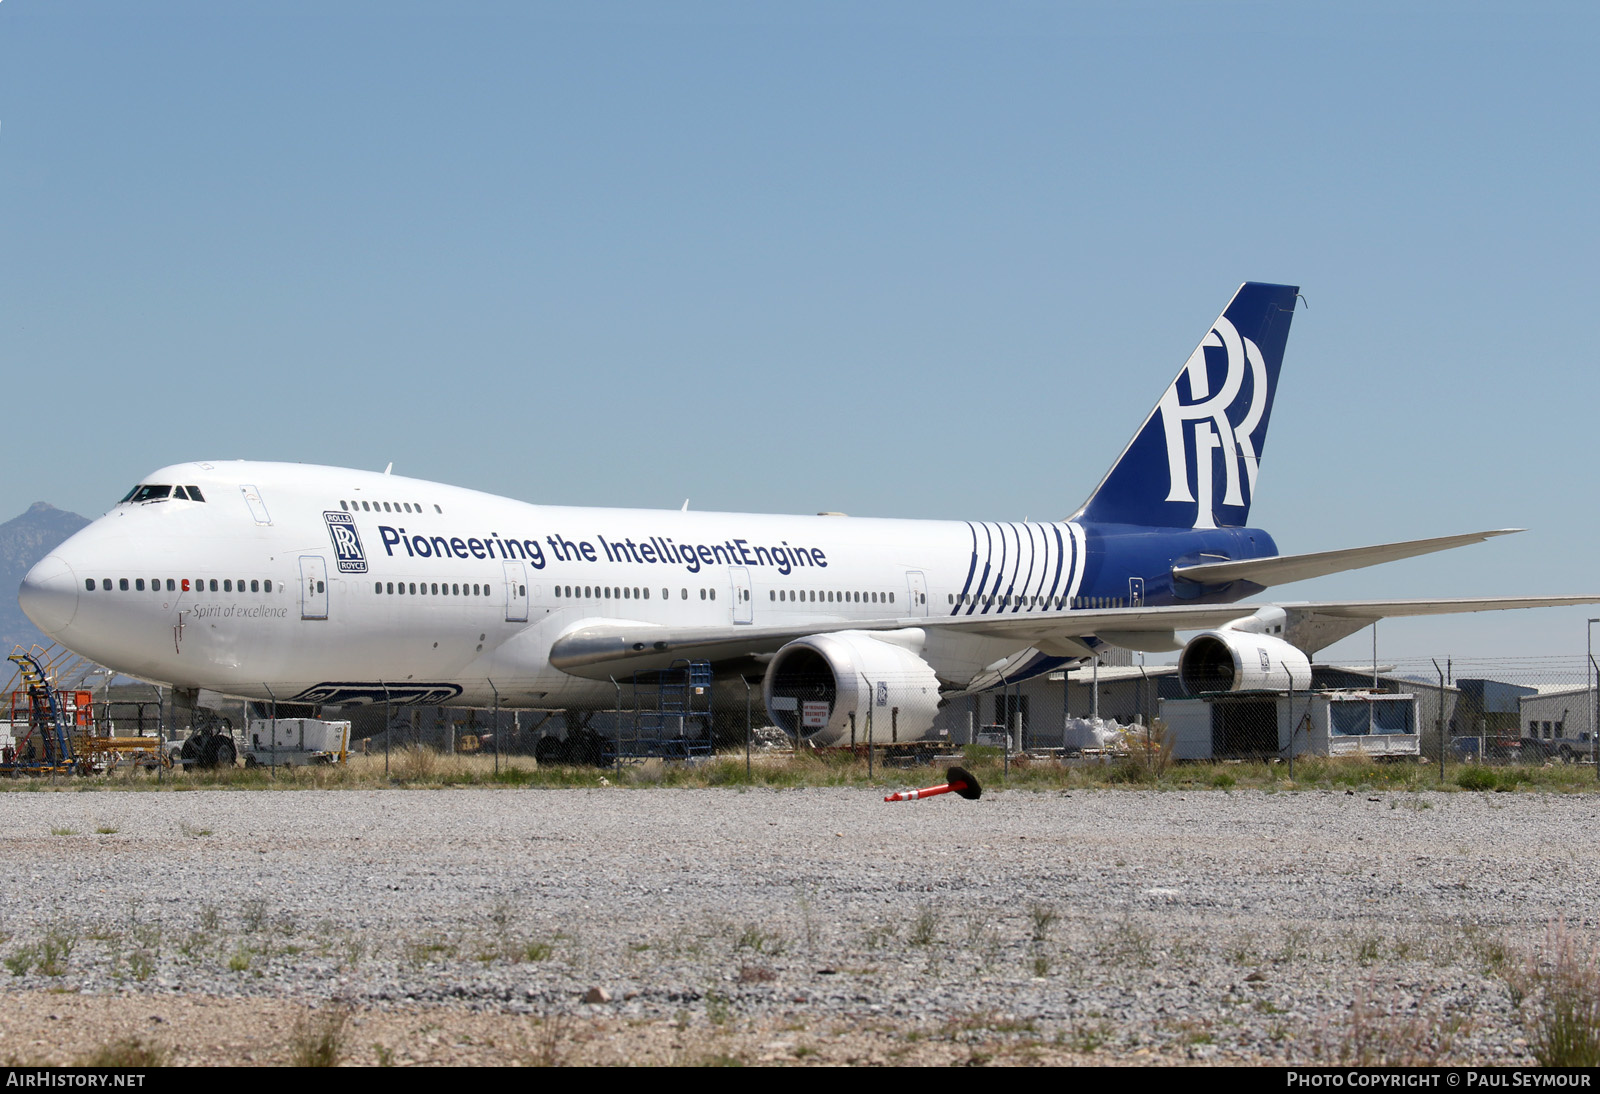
[0,784,1596,1066]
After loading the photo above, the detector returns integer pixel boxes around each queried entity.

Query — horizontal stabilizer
[1171,529,1522,589]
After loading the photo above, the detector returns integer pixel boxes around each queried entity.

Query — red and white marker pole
[884,766,983,802]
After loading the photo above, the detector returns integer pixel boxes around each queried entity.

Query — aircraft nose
[19,554,80,639]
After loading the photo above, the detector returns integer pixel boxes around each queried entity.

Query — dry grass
[3,742,1600,794]
[289,1004,351,1067]
[75,1037,172,1067]
[1507,921,1600,1067]
[1314,989,1471,1066]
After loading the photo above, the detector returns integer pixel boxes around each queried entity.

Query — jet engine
[763,630,940,747]
[1178,628,1312,694]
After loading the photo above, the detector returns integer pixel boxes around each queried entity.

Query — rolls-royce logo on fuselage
[323,512,368,573]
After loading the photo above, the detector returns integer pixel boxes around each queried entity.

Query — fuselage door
[503,561,529,623]
[1128,577,1145,607]
[730,566,753,624]
[240,485,272,525]
[299,556,329,620]
[905,570,929,618]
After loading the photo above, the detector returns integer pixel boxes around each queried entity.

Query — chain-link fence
[84,651,1600,773]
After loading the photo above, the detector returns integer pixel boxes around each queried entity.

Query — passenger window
[264,580,273,593]
[375,582,383,593]
[362,501,371,511]
[431,583,439,595]
[224,580,233,592]
[136,579,145,591]
[120,578,129,591]
[709,588,716,600]
[251,580,260,593]
[681,589,688,599]
[700,589,706,600]
[101,579,110,591]
[84,579,94,592]
[452,584,460,596]
[340,500,349,511]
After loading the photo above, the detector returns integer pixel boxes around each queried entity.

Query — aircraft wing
[1171,529,1522,589]
[546,594,1600,679]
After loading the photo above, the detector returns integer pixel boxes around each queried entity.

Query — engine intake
[764,630,939,747]
[1179,630,1311,694]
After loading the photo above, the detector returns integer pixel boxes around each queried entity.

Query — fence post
[1433,659,1445,781]
[488,678,500,777]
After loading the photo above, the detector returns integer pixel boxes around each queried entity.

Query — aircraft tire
[534,736,567,766]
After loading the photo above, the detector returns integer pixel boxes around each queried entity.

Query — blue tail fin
[1074,282,1300,529]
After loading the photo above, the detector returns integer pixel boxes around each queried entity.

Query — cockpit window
[173,486,189,500]
[119,486,140,504]
[185,486,205,502]
[128,485,172,503]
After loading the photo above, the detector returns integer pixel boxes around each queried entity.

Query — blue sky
[2,1,1596,668]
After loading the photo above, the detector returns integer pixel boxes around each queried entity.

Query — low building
[1517,685,1597,761]
[1160,690,1421,760]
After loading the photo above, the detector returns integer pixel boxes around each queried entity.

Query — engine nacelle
[763,630,940,747]
[1178,630,1312,694]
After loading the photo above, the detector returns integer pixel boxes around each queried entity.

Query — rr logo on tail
[1073,282,1298,531]
[1157,314,1269,529]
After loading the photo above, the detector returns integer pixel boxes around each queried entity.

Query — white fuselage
[22,461,1097,709]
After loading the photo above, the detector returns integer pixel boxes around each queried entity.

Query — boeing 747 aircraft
[19,283,1597,751]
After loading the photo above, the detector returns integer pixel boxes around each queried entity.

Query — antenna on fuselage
[383,463,393,475]
[681,499,689,512]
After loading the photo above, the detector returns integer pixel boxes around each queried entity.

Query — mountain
[0,502,91,654]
